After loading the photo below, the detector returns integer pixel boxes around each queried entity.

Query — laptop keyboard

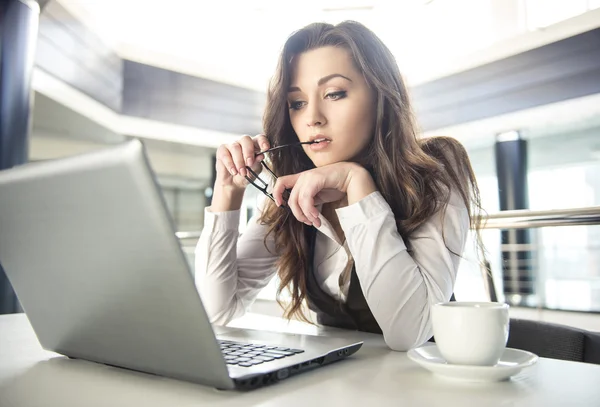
[219,340,305,368]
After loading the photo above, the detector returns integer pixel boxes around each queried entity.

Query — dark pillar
[204,154,216,207]
[495,131,535,307]
[0,0,41,314]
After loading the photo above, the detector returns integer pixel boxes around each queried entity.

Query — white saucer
[407,344,538,382]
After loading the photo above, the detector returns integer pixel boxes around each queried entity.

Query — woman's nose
[306,102,326,127]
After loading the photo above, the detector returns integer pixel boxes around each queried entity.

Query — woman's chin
[309,154,344,168]
[312,159,335,168]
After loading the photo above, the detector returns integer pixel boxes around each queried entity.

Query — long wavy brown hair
[260,21,485,322]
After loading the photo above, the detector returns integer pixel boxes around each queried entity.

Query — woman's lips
[309,138,331,151]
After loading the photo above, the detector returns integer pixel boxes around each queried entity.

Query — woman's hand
[215,134,270,190]
[210,134,269,212]
[272,162,377,227]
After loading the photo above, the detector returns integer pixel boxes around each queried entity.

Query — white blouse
[195,190,469,351]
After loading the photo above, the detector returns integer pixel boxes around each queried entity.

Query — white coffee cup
[431,302,510,366]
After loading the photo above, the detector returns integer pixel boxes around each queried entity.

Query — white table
[2,313,600,407]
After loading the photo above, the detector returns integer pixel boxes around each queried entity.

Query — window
[528,163,600,311]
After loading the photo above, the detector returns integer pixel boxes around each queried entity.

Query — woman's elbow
[198,289,242,326]
[383,333,425,352]
[381,322,432,352]
[204,302,240,326]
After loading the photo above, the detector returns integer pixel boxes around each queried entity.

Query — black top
[304,226,382,334]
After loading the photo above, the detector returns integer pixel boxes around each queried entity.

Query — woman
[195,21,483,351]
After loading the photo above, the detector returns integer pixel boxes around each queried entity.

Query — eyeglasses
[244,141,316,207]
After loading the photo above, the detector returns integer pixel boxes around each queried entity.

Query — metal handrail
[176,206,600,239]
[479,206,600,230]
[176,231,202,240]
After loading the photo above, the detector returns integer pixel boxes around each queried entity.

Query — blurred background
[1,0,600,329]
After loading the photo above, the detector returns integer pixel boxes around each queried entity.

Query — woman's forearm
[210,184,246,212]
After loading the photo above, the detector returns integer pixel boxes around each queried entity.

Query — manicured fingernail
[230,167,237,175]
[246,157,253,166]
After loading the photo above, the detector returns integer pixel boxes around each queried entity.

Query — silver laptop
[0,139,362,390]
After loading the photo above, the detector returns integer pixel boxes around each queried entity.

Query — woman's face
[287,46,376,168]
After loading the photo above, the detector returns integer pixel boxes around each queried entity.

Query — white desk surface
[2,312,600,407]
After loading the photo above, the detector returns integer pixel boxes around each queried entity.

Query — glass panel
[456,131,600,311]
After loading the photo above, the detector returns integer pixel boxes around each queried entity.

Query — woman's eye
[289,101,306,110]
[325,90,347,100]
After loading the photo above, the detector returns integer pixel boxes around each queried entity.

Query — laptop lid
[0,140,235,389]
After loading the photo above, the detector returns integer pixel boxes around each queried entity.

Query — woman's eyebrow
[288,73,352,93]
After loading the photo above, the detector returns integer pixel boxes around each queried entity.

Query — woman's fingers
[214,133,272,189]
[287,184,311,225]
[274,174,309,224]
[228,140,246,177]
[277,174,321,226]
[299,189,321,226]
[254,134,270,154]
[251,135,270,169]
[216,144,237,176]
[238,135,256,169]
[272,174,300,207]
